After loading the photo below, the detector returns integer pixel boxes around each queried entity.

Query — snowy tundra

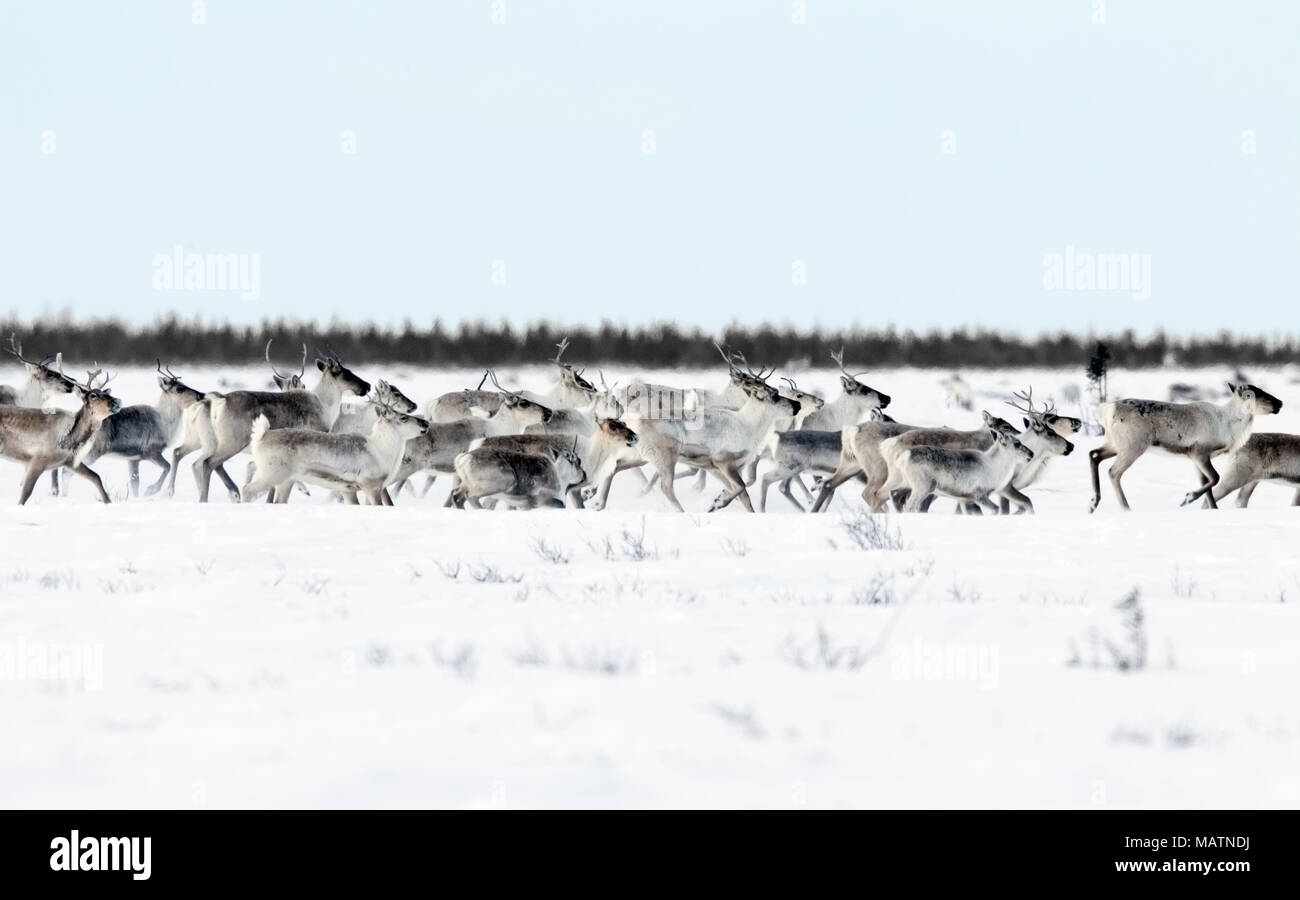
[1,363,1298,808]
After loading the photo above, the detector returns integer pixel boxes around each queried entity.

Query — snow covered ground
[2,363,1299,808]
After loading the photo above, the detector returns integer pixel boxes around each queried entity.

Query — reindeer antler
[486,369,522,398]
[553,337,570,366]
[831,345,869,381]
[780,376,798,391]
[1009,387,1044,417]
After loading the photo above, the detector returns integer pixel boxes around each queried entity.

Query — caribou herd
[0,333,1294,512]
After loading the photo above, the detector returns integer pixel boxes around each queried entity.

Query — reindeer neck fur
[978,440,1022,487]
[364,417,414,472]
[578,429,625,485]
[62,405,111,466]
[1216,393,1257,454]
[310,373,348,429]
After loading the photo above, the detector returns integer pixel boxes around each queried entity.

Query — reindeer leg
[654,458,686,513]
[1089,444,1117,512]
[1000,485,1033,514]
[1105,448,1141,511]
[18,462,44,506]
[49,467,62,497]
[143,451,171,496]
[779,476,805,511]
[73,463,111,504]
[420,474,437,497]
[812,465,860,513]
[167,443,195,496]
[1182,455,1220,508]
[791,474,815,506]
[127,460,140,499]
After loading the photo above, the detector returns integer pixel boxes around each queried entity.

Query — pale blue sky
[1,1,1296,335]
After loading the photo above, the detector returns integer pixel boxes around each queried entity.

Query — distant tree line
[1,315,1297,370]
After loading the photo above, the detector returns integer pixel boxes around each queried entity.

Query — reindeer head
[779,377,825,412]
[1227,382,1283,416]
[549,444,587,490]
[62,368,121,459]
[870,407,896,424]
[6,334,75,396]
[830,347,891,409]
[314,346,371,397]
[156,360,204,403]
[990,428,1034,463]
[1019,415,1074,457]
[741,378,801,419]
[486,371,554,425]
[372,379,418,413]
[1009,387,1082,437]
[597,417,639,449]
[372,395,431,439]
[551,337,598,397]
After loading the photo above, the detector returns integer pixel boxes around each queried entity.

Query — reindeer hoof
[1179,492,1197,507]
[1088,498,1100,513]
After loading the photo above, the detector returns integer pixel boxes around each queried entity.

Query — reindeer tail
[1094,402,1116,437]
[250,414,271,448]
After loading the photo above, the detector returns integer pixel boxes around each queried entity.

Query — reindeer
[874,412,1020,511]
[2,334,75,408]
[1202,433,1300,507]
[195,348,371,501]
[470,418,639,508]
[515,337,602,410]
[2,334,77,496]
[386,382,555,502]
[451,444,586,510]
[893,429,1034,513]
[1089,382,1283,512]
[796,348,891,431]
[80,360,204,497]
[990,387,1077,514]
[630,374,800,513]
[810,419,919,513]
[242,398,430,505]
[758,429,843,512]
[738,377,827,502]
[426,372,503,423]
[0,368,121,505]
[332,379,418,435]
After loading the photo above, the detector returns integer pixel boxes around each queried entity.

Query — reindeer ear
[1023,417,1031,429]
[316,359,326,372]
[981,410,994,424]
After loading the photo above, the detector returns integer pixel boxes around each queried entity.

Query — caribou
[452,444,586,510]
[796,348,891,431]
[1203,432,1300,507]
[1089,382,1283,512]
[80,360,204,498]
[242,397,430,505]
[0,367,121,505]
[194,346,371,502]
[891,428,1034,514]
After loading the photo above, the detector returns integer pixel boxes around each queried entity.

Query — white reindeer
[1203,432,1300,507]
[452,445,586,509]
[196,347,371,501]
[893,429,1034,513]
[242,400,430,505]
[796,348,891,431]
[1089,382,1284,511]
